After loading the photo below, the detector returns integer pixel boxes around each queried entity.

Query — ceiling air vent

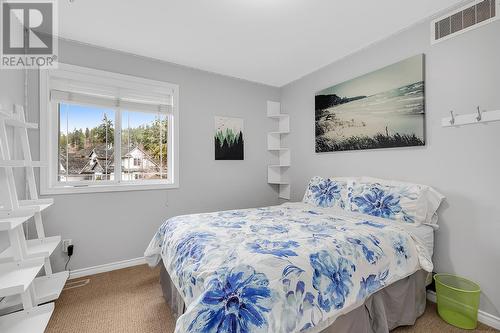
[432,0,498,44]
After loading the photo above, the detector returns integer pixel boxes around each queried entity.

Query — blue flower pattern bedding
[303,176,436,225]
[145,202,432,333]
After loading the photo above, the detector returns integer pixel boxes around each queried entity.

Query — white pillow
[302,176,354,209]
[355,177,444,225]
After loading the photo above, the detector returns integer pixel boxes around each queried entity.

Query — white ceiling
[58,0,464,87]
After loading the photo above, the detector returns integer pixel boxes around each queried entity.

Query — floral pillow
[348,177,444,225]
[302,176,350,209]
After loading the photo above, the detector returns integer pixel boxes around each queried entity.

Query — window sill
[40,182,179,195]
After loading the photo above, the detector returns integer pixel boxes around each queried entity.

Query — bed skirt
[159,264,428,333]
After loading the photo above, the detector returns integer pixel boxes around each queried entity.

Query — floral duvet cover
[144,202,432,333]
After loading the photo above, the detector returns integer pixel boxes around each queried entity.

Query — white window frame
[39,63,180,194]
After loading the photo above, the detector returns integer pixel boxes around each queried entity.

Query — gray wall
[280,20,500,315]
[0,70,24,110]
[24,39,280,272]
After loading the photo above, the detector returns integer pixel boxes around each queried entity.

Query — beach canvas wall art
[315,54,425,152]
[214,116,244,160]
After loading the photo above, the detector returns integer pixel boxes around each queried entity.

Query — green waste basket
[434,274,481,330]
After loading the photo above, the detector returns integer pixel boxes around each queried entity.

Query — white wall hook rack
[442,106,500,127]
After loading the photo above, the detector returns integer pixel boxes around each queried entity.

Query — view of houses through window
[58,103,168,183]
[121,110,168,181]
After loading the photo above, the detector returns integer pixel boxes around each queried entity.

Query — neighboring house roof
[80,146,115,175]
[60,145,161,176]
[60,151,91,175]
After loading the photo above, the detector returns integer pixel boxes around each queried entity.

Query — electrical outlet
[62,239,73,253]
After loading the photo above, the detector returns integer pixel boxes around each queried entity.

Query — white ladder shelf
[267,101,290,200]
[0,105,68,332]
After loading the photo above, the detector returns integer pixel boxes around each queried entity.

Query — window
[58,103,115,182]
[40,63,179,194]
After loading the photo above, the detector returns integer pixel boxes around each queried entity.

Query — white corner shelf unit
[0,105,68,330]
[267,101,290,200]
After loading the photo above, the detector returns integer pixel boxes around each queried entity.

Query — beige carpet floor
[46,264,498,333]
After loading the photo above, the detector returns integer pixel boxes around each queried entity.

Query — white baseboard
[68,257,146,280]
[427,290,500,330]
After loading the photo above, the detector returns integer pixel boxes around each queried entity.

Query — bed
[145,177,444,333]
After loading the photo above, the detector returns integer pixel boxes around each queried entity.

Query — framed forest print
[214,116,244,160]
